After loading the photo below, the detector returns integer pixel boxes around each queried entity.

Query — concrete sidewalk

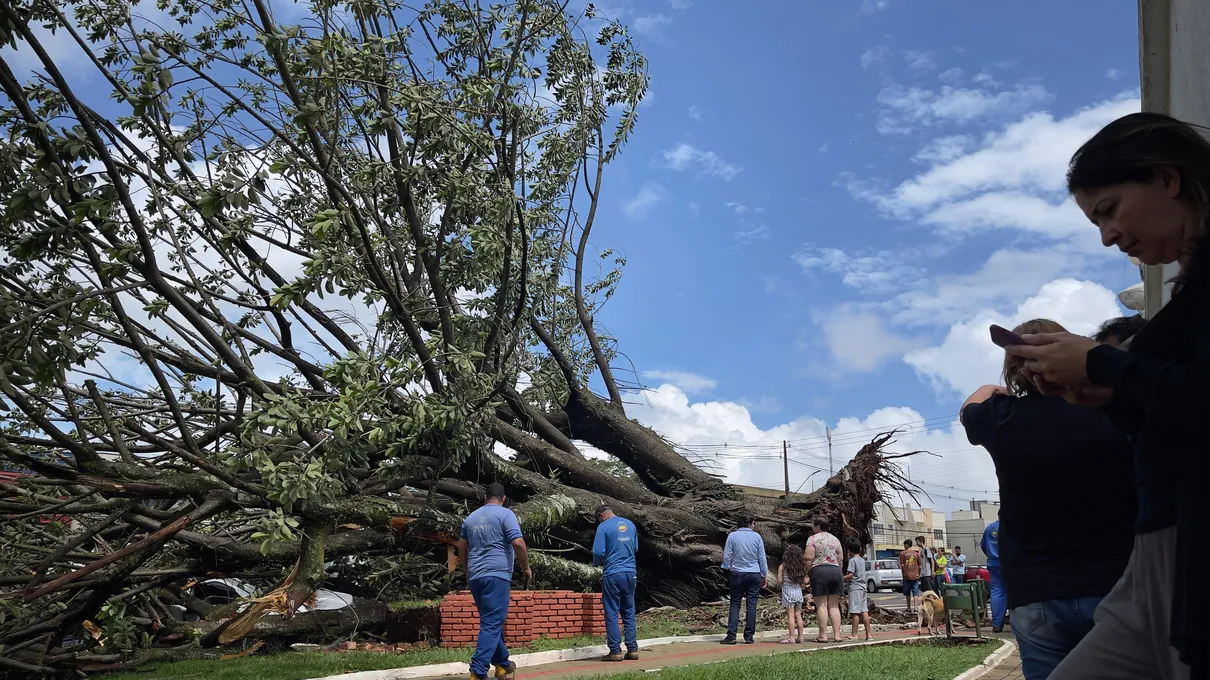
[417,629,995,679]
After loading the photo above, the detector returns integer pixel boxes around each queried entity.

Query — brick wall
[439,590,606,648]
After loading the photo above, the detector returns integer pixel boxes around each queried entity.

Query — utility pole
[827,427,833,476]
[783,440,790,497]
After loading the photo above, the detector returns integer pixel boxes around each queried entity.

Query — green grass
[102,634,613,680]
[102,636,993,680]
[577,640,997,680]
[100,618,698,680]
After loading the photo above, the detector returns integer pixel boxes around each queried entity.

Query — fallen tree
[0,0,922,673]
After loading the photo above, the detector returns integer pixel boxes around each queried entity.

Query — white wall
[1140,0,1210,313]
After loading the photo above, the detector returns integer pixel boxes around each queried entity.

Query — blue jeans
[988,564,1007,628]
[1011,596,1102,680]
[727,572,762,640]
[602,572,638,654]
[952,573,965,584]
[469,577,511,676]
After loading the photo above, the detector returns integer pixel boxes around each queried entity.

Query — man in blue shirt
[593,504,639,662]
[981,520,1006,633]
[457,482,531,680]
[720,514,767,645]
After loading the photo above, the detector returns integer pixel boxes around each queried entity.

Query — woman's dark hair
[1002,319,1068,395]
[812,517,830,533]
[1068,112,1210,281]
[782,544,807,583]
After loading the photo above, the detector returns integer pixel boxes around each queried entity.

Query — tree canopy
[0,0,917,674]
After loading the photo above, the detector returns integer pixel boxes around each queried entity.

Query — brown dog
[917,591,945,635]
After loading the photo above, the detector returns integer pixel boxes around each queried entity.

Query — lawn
[100,619,697,680]
[577,640,998,680]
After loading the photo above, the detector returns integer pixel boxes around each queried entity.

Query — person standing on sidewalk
[457,482,531,680]
[898,539,922,614]
[980,520,1006,633]
[951,547,966,584]
[916,536,936,593]
[720,514,767,645]
[593,504,639,662]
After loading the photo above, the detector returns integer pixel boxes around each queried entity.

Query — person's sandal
[779,639,794,644]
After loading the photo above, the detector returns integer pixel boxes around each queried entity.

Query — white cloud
[669,0,693,9]
[906,278,1123,397]
[794,246,926,295]
[734,225,769,243]
[877,83,1051,135]
[890,246,1083,326]
[623,182,665,219]
[688,105,704,120]
[867,93,1140,245]
[913,135,972,164]
[860,46,890,70]
[938,67,963,84]
[904,50,937,74]
[1106,68,1120,79]
[643,370,717,395]
[725,200,748,215]
[632,13,672,37]
[660,143,741,181]
[860,0,890,14]
[818,309,916,373]
[626,384,995,510]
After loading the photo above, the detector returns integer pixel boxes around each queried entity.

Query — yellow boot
[494,661,517,680]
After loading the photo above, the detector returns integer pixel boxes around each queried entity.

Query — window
[933,529,944,541]
[872,523,885,536]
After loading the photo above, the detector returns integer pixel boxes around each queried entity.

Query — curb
[304,625,909,680]
[951,639,1016,680]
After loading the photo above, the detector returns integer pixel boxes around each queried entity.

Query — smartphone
[989,324,1025,348]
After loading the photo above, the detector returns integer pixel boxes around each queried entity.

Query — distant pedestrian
[593,504,639,662]
[935,547,950,584]
[843,539,872,641]
[804,517,844,643]
[776,544,808,644]
[898,539,922,614]
[720,514,767,645]
[457,482,531,680]
[981,521,1006,633]
[951,547,966,584]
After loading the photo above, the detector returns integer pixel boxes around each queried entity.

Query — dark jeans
[1012,596,1103,680]
[920,575,936,593]
[952,573,965,584]
[469,577,511,676]
[727,572,762,640]
[602,572,638,654]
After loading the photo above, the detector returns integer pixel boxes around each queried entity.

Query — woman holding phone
[1005,112,1210,680]
[962,318,1135,679]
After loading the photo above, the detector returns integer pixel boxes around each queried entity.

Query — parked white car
[866,559,902,593]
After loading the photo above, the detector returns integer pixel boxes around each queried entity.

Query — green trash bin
[941,582,984,639]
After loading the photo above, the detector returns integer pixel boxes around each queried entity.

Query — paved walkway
[417,629,997,679]
[983,649,1025,680]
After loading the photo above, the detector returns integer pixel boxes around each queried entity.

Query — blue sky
[574,0,1143,509]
